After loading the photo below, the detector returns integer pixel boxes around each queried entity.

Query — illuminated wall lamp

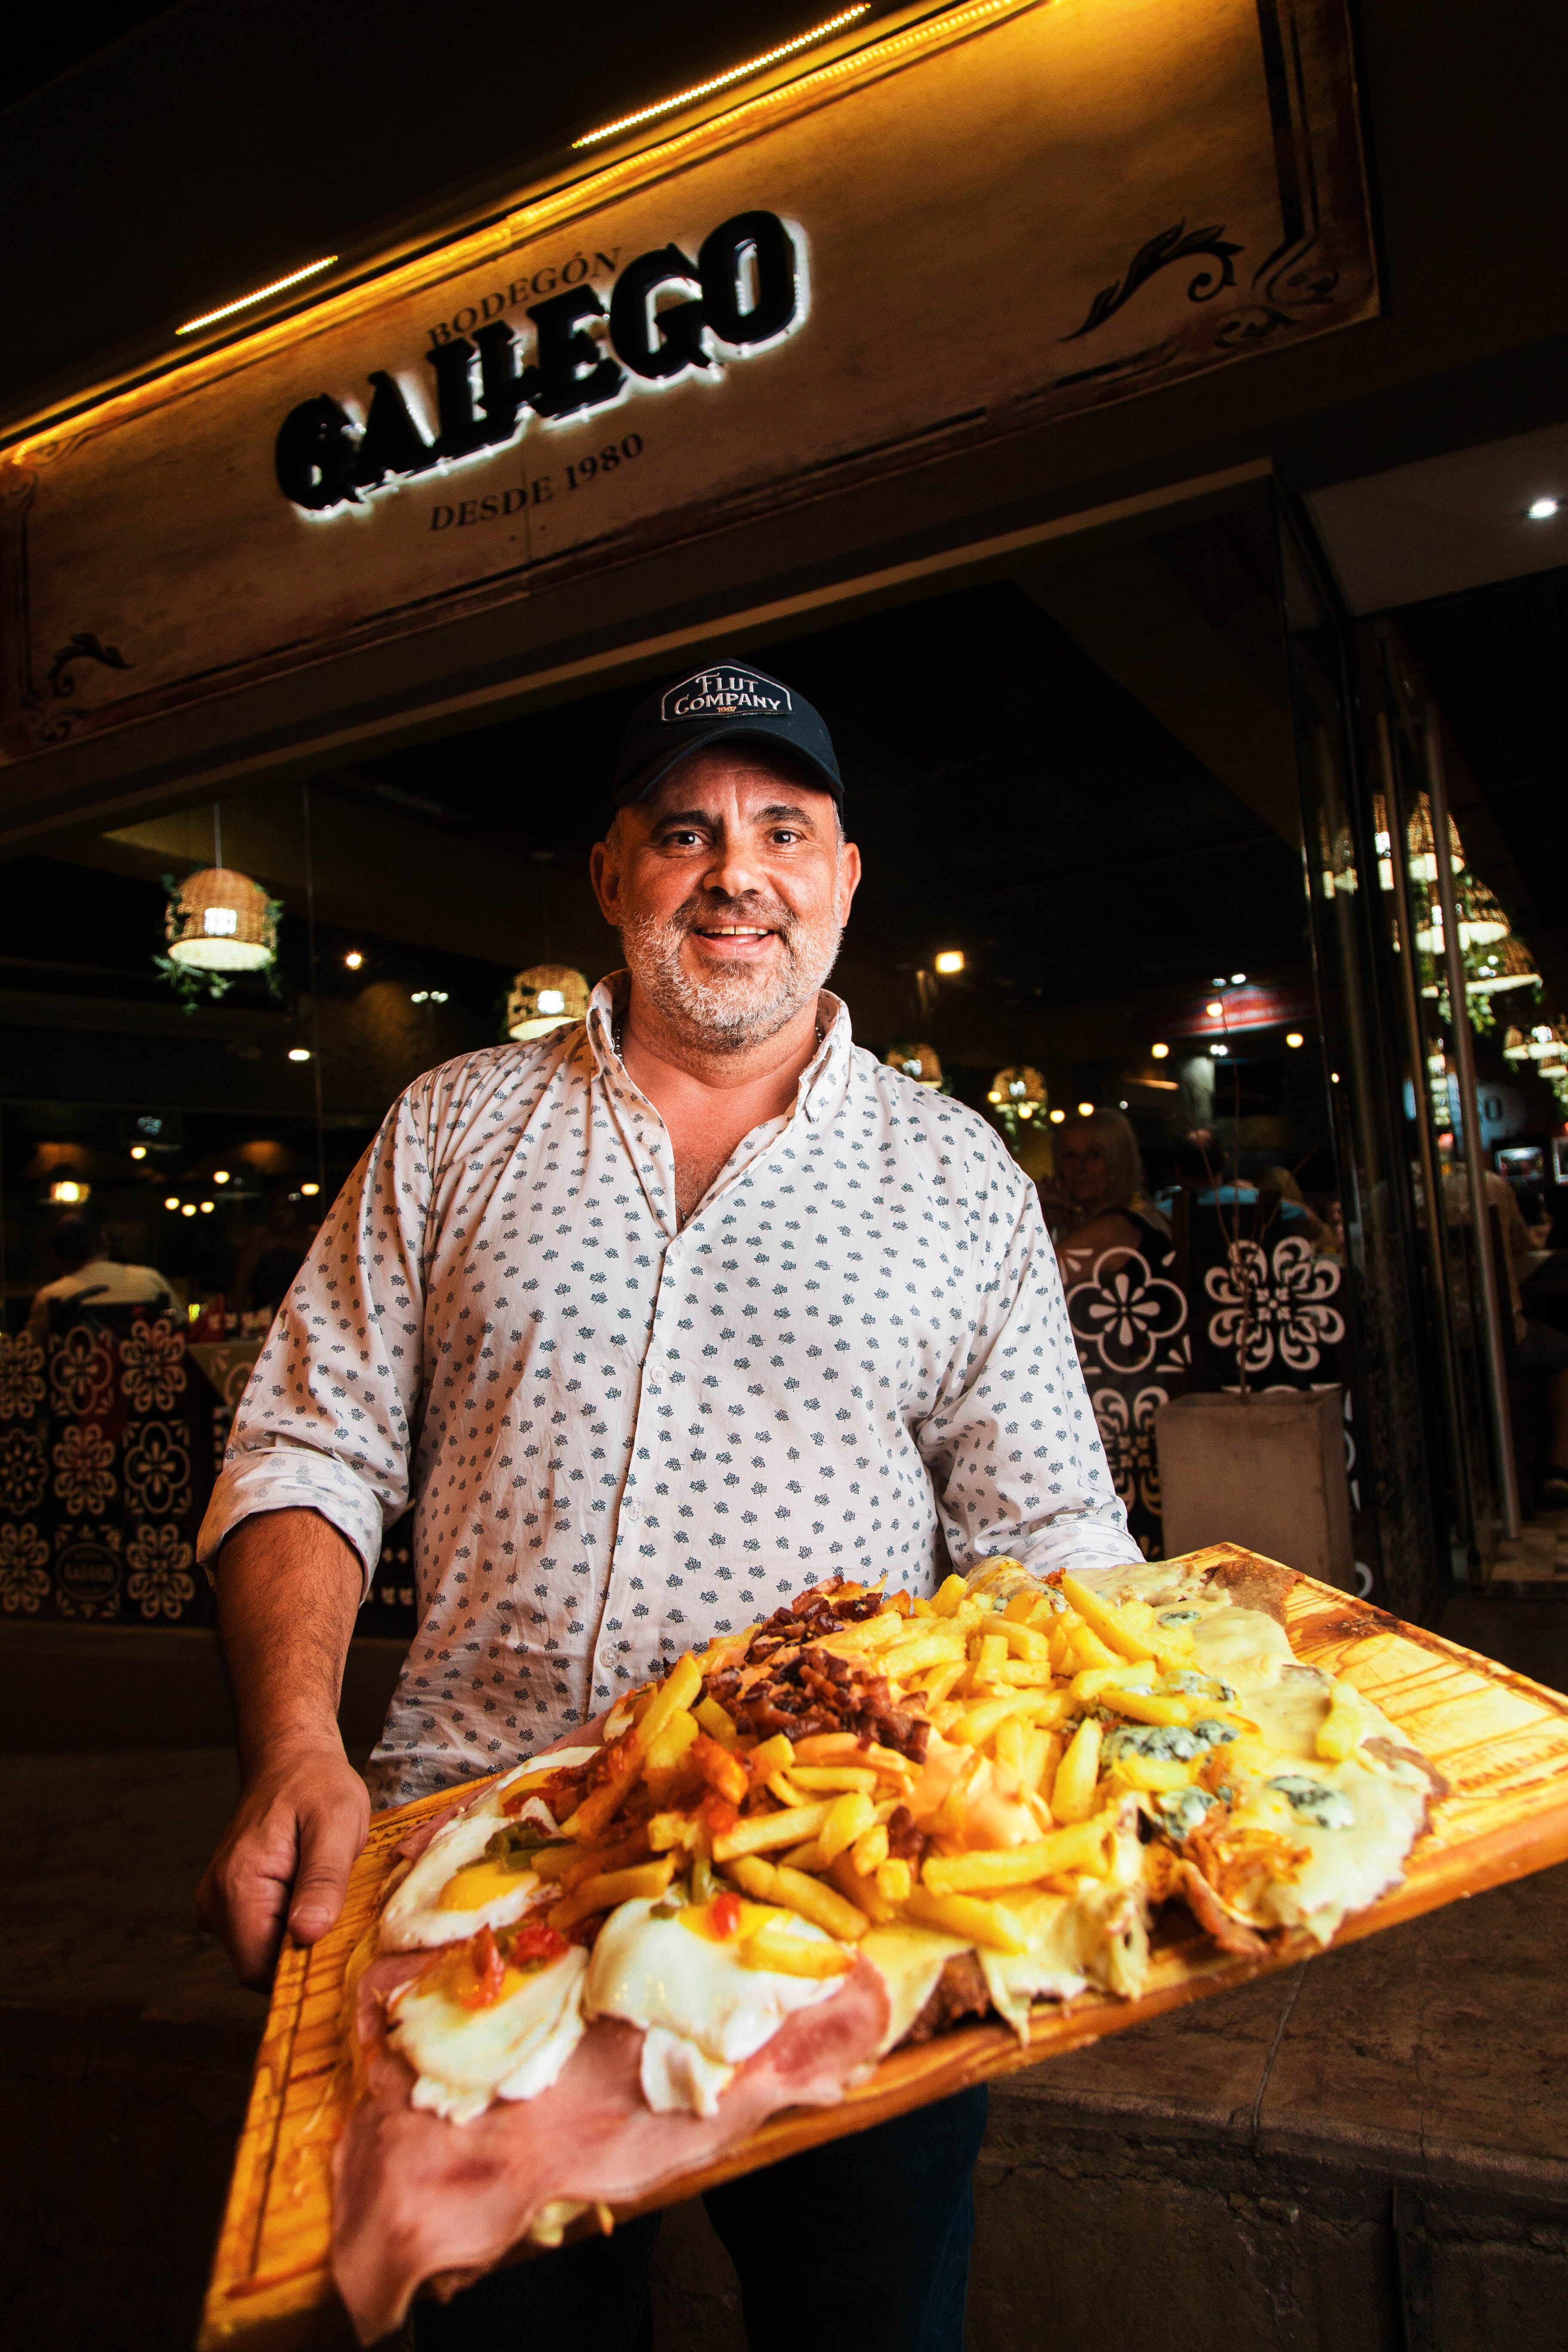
[49,1179,89,1205]
[129,1145,148,1161]
[1150,1042,1170,1060]
[1049,1109,1066,1125]
[934,950,965,975]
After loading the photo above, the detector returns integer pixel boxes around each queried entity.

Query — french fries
[903,1887,1028,1954]
[726,1853,867,1942]
[550,1855,675,1932]
[712,1801,833,1861]
[484,1557,1338,2030]
[921,1813,1112,1896]
[1050,1716,1103,1822]
[740,1923,855,1978]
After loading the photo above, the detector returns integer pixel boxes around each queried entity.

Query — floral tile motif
[0,1309,214,1625]
[125,1521,196,1620]
[52,1421,116,1516]
[0,1521,49,1614]
[0,1331,46,1422]
[0,1428,48,1517]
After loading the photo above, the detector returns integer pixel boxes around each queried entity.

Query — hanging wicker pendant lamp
[166,866,277,971]
[506,963,590,1041]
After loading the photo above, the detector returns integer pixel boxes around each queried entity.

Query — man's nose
[699,838,771,900]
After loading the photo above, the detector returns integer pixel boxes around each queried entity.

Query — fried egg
[389,1943,588,2124]
[584,1896,844,2117]
[380,1745,600,1951]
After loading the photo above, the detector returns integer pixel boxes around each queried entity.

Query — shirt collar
[586,972,851,1125]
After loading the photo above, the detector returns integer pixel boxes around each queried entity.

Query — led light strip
[175,256,340,337]
[572,6,870,147]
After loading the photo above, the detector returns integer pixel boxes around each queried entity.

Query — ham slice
[331,1957,889,2343]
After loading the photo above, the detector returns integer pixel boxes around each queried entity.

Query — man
[196,657,1139,2351]
[28,1211,176,1333]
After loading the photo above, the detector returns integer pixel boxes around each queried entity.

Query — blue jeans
[412,2086,989,2352]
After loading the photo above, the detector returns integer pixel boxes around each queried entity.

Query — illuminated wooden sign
[277,211,805,516]
[0,0,1375,763]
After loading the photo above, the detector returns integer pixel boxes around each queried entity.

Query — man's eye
[665,830,703,847]
[771,829,802,845]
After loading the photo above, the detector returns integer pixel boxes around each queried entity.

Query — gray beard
[620,904,843,1052]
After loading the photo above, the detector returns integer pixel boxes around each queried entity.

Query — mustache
[667,893,796,936]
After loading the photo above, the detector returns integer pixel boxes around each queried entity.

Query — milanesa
[331,1555,1441,2340]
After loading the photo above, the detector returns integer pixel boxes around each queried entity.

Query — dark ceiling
[0,0,910,413]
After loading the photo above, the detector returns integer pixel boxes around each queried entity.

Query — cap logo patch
[661,667,792,725]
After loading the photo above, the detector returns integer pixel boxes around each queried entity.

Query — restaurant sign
[0,0,1376,762]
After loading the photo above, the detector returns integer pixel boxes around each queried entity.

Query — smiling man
[195,656,1139,2352]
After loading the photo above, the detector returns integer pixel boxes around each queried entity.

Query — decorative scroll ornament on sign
[276,211,806,517]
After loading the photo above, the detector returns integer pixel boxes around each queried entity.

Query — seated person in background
[1258,1164,1337,1254]
[28,1212,176,1332]
[1039,1108,1170,1284]
[1160,1135,1312,1233]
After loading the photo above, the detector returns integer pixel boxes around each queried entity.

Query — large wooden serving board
[198,1551,1568,2349]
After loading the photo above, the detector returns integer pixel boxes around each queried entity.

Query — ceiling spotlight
[163,1195,180,1211]
[1151,1042,1170,1061]
[1077,1101,1094,1117]
[430,989,449,1004]
[49,1179,88,1205]
[344,949,364,970]
[181,1201,197,1217]
[1205,999,1223,1017]
[1049,1109,1066,1124]
[1526,496,1561,522]
[1230,972,1247,985]
[129,1144,147,1161]
[213,1169,230,1184]
[301,1181,321,1196]
[1213,1043,1230,1057]
[288,1047,312,1062]
[1286,1032,1304,1049]
[934,950,965,976]
[199,1200,215,1214]
[1118,1099,1128,1109]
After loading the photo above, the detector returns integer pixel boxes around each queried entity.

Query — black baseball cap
[611,657,842,809]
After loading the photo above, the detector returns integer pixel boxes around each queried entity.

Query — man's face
[591,747,861,1050]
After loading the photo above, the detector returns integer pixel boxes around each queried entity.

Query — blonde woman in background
[1038,1107,1170,1284]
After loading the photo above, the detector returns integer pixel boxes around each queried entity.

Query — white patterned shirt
[198,979,1137,1803]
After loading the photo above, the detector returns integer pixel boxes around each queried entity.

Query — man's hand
[197,1507,370,1988]
[197,1733,370,1988]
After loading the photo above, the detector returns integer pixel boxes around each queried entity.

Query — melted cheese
[858,1924,972,2054]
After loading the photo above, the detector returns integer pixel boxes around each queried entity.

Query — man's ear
[589,837,620,928]
[836,837,863,925]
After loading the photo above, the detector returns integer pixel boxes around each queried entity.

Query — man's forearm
[216,1507,365,1772]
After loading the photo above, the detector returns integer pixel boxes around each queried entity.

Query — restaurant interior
[6,500,1568,1651]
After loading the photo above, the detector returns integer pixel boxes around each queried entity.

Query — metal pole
[1377,712,1472,1541]
[1424,708,1520,1538]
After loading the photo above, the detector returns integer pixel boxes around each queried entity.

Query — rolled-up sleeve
[196,1087,432,1589]
[918,1157,1142,1580]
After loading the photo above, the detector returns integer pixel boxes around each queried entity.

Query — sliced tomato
[510,1919,569,1966]
[458,1924,508,2009]
[709,1889,743,1940]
